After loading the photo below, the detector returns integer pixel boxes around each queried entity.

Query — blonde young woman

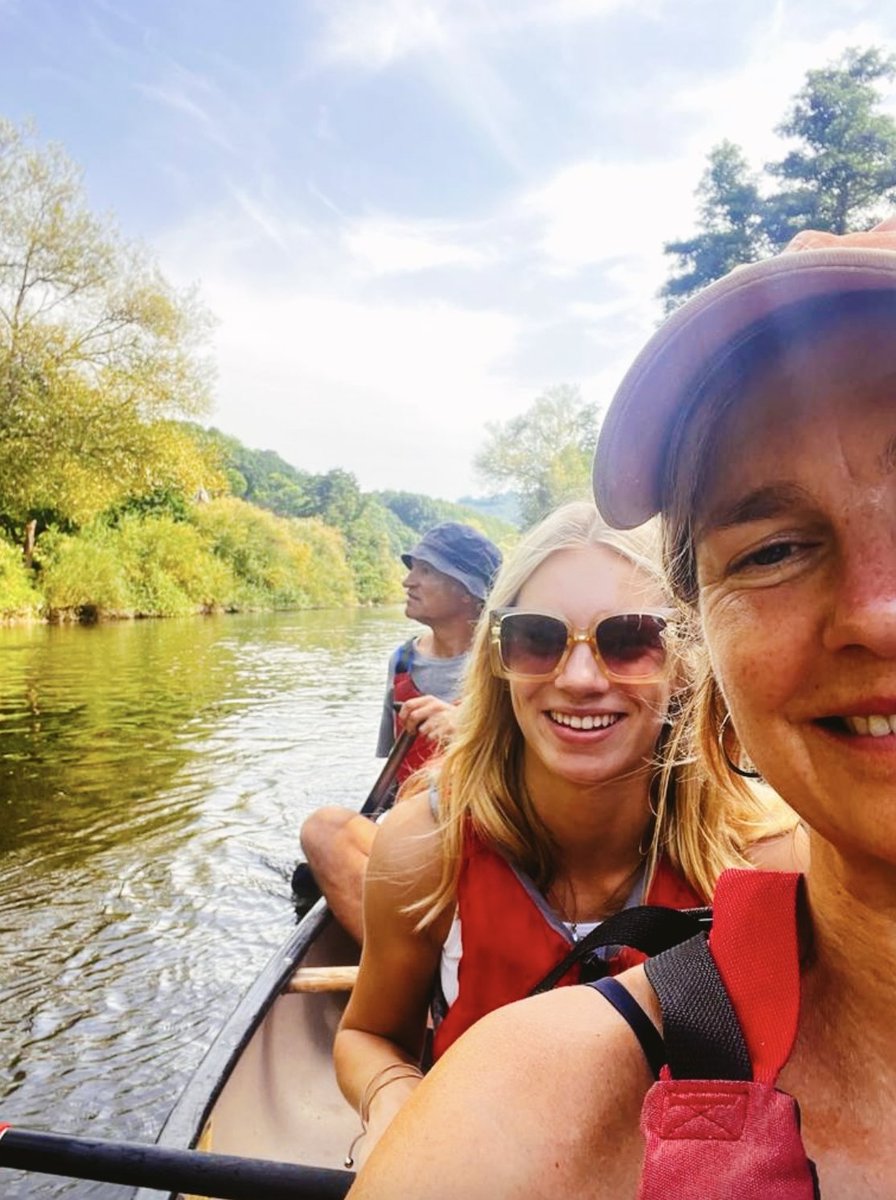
[335,500,794,1168]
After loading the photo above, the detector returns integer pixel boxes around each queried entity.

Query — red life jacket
[639,869,817,1199]
[391,639,445,786]
[432,826,704,1060]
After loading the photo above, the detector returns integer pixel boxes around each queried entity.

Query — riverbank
[0,497,401,625]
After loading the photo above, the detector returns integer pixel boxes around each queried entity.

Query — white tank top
[439,913,602,1007]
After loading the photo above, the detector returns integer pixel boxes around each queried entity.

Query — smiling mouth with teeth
[841,715,896,737]
[549,711,620,731]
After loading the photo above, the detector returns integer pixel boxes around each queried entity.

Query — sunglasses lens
[597,614,667,678]
[500,613,568,677]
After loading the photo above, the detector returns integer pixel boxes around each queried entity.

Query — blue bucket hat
[401,522,502,602]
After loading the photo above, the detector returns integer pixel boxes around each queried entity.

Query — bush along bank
[8,499,371,622]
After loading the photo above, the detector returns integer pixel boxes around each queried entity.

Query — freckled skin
[694,318,896,1196]
[696,319,896,863]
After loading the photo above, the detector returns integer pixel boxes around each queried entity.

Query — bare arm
[348,969,659,1200]
[334,794,449,1163]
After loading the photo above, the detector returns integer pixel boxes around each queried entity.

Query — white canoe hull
[134,900,360,1199]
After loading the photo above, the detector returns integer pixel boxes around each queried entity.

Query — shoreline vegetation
[0,119,516,626]
[0,469,517,626]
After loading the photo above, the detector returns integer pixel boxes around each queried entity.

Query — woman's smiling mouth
[548,711,622,731]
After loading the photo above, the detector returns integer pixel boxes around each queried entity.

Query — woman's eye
[732,540,800,571]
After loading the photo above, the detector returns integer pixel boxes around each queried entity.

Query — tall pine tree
[763,46,896,246]
[661,47,896,305]
[661,141,766,312]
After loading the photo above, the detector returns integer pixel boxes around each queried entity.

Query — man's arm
[375,648,400,757]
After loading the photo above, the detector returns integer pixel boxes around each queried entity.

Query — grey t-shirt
[376,639,469,756]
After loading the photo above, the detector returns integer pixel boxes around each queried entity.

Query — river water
[0,607,412,1197]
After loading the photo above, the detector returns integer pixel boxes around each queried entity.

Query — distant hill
[374,491,516,545]
[456,492,522,528]
[196,427,517,603]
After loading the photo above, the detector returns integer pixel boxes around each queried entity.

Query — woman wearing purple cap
[336,500,798,1173]
[347,219,896,1199]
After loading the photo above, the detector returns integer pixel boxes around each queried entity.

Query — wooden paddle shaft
[286,965,358,992]
[0,1124,353,1200]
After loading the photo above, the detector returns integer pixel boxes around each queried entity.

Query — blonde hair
[410,500,782,928]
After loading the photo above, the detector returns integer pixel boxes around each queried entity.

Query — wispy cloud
[135,76,236,154]
[312,0,639,69]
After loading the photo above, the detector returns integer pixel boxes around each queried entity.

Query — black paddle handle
[361,727,418,818]
[0,1124,353,1200]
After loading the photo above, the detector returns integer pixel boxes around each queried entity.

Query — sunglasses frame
[488,607,675,684]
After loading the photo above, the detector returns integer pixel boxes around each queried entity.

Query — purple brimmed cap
[593,219,896,529]
[401,522,503,601]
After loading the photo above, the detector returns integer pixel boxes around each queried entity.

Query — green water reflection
[0,606,412,1198]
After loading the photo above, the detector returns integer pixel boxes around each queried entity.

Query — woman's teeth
[844,714,896,736]
[549,711,619,731]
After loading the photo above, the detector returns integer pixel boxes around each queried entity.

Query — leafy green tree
[661,47,896,301]
[0,533,40,617]
[377,491,448,536]
[190,497,355,610]
[763,47,896,246]
[475,385,598,527]
[661,141,767,311]
[0,119,214,558]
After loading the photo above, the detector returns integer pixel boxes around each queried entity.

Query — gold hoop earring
[718,713,761,780]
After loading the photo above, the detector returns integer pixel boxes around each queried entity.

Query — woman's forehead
[518,544,664,609]
[696,320,896,517]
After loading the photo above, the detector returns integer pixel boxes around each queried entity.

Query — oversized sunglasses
[489,609,673,684]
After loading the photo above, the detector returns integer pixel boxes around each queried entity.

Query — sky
[1,0,895,502]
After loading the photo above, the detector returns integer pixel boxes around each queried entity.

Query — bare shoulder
[350,969,656,1200]
[369,792,440,869]
[364,792,444,928]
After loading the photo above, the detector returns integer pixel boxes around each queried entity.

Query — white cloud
[312,0,636,69]
[179,267,523,495]
[343,217,490,274]
[523,159,697,278]
[669,18,896,176]
[134,77,235,154]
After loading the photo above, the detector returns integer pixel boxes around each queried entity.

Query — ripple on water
[0,606,412,1196]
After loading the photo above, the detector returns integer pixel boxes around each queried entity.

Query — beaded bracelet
[344,1062,424,1168]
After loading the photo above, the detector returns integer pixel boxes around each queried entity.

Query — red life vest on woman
[639,869,816,1199]
[432,826,703,1060]
[391,640,445,786]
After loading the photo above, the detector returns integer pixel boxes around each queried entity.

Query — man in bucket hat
[299,522,502,941]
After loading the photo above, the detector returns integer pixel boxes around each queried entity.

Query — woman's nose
[822,534,896,658]
[554,641,611,692]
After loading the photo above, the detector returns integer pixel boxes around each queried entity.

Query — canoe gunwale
[132,898,333,1200]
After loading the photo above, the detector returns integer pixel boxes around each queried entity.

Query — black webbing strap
[645,934,752,1080]
[528,904,711,996]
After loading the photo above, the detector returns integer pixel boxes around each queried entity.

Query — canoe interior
[133,899,360,1200]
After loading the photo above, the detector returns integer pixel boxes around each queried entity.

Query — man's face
[402,558,477,625]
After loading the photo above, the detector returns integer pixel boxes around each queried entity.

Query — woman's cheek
[703,594,790,715]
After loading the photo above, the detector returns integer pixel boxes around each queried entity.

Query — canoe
[131,897,361,1200]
